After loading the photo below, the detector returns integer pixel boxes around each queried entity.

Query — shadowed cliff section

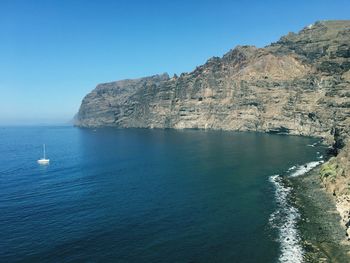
[76,20,350,243]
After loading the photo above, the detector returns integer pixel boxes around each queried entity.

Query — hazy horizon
[1,0,350,124]
[0,118,73,126]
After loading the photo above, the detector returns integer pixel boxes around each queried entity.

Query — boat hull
[37,159,50,165]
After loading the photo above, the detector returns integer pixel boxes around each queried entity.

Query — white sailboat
[37,144,50,165]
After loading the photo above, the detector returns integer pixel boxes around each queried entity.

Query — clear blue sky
[1,0,349,124]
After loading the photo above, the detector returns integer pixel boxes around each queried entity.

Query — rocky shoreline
[290,165,350,262]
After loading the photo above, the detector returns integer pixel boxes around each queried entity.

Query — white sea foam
[269,175,304,263]
[307,140,323,147]
[289,161,323,177]
[269,160,323,262]
[288,166,296,171]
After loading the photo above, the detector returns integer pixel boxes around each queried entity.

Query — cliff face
[76,20,350,236]
[76,20,350,146]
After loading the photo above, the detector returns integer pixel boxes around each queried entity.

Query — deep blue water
[0,127,326,262]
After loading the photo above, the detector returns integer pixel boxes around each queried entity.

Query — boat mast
[43,144,46,159]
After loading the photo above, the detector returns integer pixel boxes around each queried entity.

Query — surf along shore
[267,134,350,262]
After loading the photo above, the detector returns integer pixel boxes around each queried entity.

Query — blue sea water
[0,126,326,262]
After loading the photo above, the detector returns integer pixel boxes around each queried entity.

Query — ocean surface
[0,126,326,262]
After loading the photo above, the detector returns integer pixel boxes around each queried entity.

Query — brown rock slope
[76,20,350,234]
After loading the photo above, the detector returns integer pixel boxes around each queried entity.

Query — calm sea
[0,126,326,262]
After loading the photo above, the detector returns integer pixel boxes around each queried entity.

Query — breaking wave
[269,160,323,262]
[289,161,323,177]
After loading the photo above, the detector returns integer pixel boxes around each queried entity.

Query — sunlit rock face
[76,20,350,145]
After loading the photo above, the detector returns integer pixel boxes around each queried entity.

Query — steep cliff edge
[76,20,350,235]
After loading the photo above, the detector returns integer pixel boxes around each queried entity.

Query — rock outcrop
[76,20,350,235]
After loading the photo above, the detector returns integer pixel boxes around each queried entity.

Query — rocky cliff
[77,21,349,143]
[76,20,350,235]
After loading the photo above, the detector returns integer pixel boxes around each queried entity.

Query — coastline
[289,166,350,262]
